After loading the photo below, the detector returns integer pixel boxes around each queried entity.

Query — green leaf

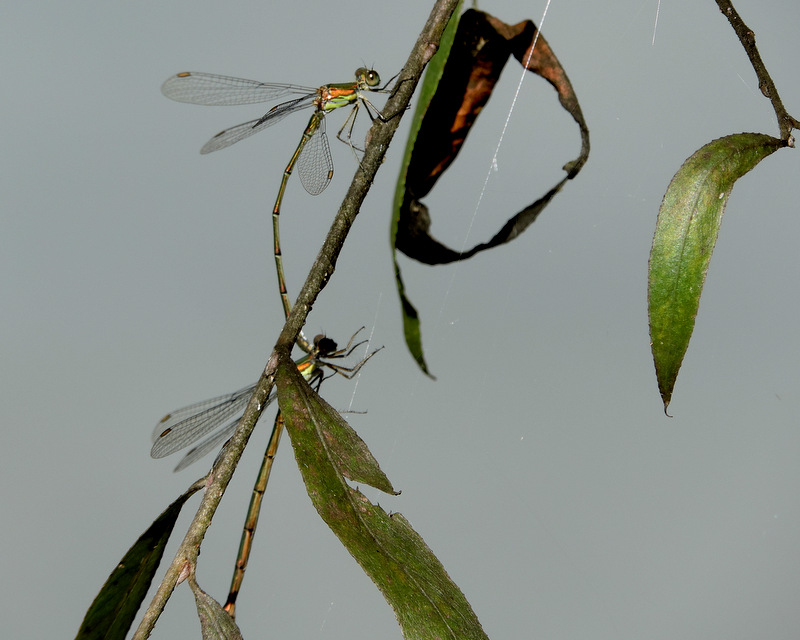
[390,1,462,377]
[188,576,243,640]
[276,352,488,640]
[648,132,785,412]
[75,486,200,640]
[391,0,462,236]
[395,259,436,379]
[276,350,397,495]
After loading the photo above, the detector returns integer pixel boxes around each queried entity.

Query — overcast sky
[4,1,800,639]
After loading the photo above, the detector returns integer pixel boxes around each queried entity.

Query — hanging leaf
[392,7,589,373]
[390,0,463,378]
[648,132,786,412]
[75,484,201,640]
[188,575,243,640]
[275,351,489,640]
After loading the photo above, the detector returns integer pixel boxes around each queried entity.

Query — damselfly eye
[355,67,380,88]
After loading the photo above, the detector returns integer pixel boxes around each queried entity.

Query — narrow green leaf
[395,259,436,379]
[75,485,200,640]
[391,0,462,235]
[188,576,243,640]
[391,1,462,377]
[276,351,396,494]
[276,352,488,640]
[648,132,785,412]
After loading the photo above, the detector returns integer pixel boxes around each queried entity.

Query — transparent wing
[199,96,316,154]
[151,384,268,459]
[161,72,317,106]
[172,418,239,472]
[296,114,334,196]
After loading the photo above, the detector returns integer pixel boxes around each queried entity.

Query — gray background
[4,1,800,638]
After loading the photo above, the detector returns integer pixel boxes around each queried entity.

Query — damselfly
[161,69,392,349]
[151,330,377,471]
[151,330,378,617]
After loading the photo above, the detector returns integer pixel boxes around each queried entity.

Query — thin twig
[131,1,461,638]
[715,0,799,141]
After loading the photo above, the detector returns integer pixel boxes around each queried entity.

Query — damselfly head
[355,67,381,89]
[313,334,338,356]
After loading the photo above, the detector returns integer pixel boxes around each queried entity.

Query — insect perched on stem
[161,69,393,349]
[151,329,380,617]
[151,330,379,471]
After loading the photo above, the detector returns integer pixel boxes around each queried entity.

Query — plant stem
[715,0,799,142]
[131,1,462,637]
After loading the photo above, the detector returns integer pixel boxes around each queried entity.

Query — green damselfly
[151,330,379,615]
[151,330,377,470]
[161,69,392,347]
